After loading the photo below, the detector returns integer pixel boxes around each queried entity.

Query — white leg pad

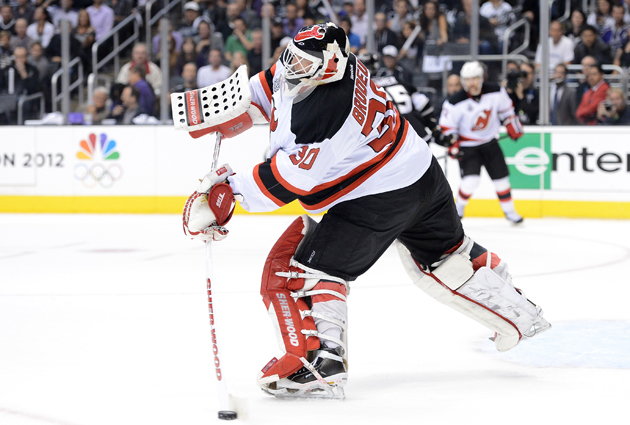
[396,241,542,352]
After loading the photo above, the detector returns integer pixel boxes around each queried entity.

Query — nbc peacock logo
[74,132,123,188]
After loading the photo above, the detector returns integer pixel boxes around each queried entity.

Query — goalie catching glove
[182,164,240,241]
[504,115,524,140]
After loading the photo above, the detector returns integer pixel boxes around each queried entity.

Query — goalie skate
[260,346,347,400]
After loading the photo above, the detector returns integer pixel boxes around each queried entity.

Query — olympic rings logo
[73,163,124,188]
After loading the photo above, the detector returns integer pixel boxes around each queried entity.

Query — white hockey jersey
[438,84,515,148]
[228,55,433,214]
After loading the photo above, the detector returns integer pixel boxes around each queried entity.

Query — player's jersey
[372,75,435,143]
[228,55,433,214]
[439,84,515,147]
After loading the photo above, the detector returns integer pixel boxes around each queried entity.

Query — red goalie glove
[504,115,524,140]
[183,165,237,241]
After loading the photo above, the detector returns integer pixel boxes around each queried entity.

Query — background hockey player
[180,24,549,399]
[358,52,446,146]
[438,61,525,224]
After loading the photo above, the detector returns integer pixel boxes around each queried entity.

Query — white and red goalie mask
[280,22,350,97]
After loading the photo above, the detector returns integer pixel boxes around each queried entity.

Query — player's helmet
[460,61,484,92]
[280,22,350,96]
[357,52,379,74]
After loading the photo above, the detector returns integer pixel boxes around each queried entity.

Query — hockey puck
[218,411,237,420]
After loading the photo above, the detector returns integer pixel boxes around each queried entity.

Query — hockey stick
[205,132,238,421]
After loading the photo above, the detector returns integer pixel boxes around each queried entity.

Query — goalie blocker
[171,65,268,139]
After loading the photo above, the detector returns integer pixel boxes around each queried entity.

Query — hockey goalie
[177,22,550,400]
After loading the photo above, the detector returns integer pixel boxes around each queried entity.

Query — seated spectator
[10,18,33,51]
[179,2,206,38]
[502,60,523,110]
[194,20,224,66]
[13,0,35,24]
[170,62,197,93]
[419,1,448,49]
[197,48,231,88]
[116,43,163,95]
[573,25,613,66]
[388,0,414,36]
[452,0,498,55]
[45,22,83,69]
[0,46,39,123]
[270,35,291,64]
[74,8,95,71]
[517,62,539,124]
[48,0,79,29]
[351,0,368,47]
[86,0,114,41]
[109,85,147,124]
[550,63,577,125]
[340,16,360,55]
[154,34,178,76]
[28,41,52,87]
[398,20,422,71]
[535,20,574,71]
[446,74,462,96]
[374,12,398,54]
[230,50,248,73]
[565,9,586,44]
[27,7,55,48]
[576,63,609,124]
[0,47,39,124]
[295,0,318,22]
[597,87,630,124]
[576,56,598,107]
[614,35,630,70]
[203,0,228,34]
[247,28,263,76]
[270,17,288,54]
[375,45,412,86]
[128,64,155,117]
[587,0,614,41]
[0,5,16,35]
[80,86,111,124]
[175,37,198,75]
[233,0,260,31]
[152,20,183,57]
[224,17,252,62]
[282,2,304,39]
[106,0,132,26]
[611,4,629,52]
[479,0,515,52]
[0,31,12,70]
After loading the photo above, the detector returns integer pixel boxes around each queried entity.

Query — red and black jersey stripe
[253,117,408,211]
[299,118,407,210]
[253,160,300,207]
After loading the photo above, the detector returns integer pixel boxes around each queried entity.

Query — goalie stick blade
[218,411,237,420]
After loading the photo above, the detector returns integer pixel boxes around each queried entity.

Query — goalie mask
[280,22,350,97]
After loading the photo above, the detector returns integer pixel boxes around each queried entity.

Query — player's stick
[205,133,237,421]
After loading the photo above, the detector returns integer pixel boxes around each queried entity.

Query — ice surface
[1,214,629,425]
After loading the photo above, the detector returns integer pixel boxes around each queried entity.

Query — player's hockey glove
[504,115,524,141]
[448,141,464,159]
[434,131,457,148]
[183,164,240,242]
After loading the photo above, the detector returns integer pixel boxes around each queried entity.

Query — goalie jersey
[439,84,516,148]
[228,55,433,214]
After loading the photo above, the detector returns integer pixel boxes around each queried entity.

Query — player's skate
[505,211,524,225]
[260,346,347,400]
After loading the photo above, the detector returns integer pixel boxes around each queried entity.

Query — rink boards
[0,125,629,218]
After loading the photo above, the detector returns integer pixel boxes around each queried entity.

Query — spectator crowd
[1,0,630,125]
